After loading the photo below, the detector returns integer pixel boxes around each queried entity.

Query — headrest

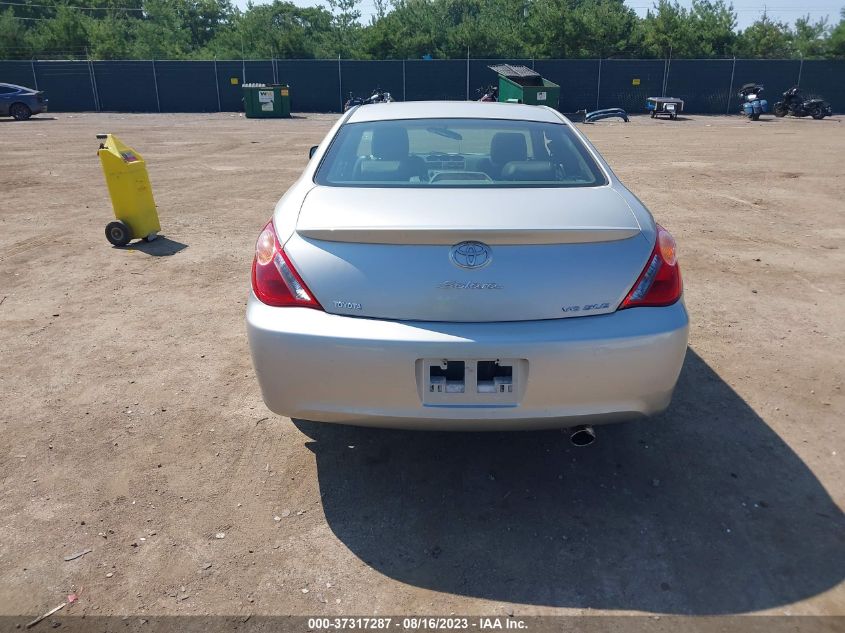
[490,132,528,165]
[372,127,409,160]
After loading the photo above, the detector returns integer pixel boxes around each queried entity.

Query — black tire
[650,111,655,118]
[105,221,132,247]
[10,103,32,121]
[773,103,787,117]
[811,106,825,120]
[750,113,760,121]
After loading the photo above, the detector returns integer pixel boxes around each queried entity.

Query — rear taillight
[620,224,682,309]
[251,220,322,309]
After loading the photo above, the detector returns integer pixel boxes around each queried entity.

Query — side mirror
[309,145,318,159]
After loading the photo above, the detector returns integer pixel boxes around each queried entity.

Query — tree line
[2,0,844,61]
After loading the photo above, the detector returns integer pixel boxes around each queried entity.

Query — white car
[247,101,688,438]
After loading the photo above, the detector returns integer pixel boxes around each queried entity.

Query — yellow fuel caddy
[97,133,160,246]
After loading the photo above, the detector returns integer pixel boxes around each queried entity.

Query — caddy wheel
[105,221,132,247]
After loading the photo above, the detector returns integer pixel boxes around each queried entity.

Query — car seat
[354,127,428,182]
[477,132,530,180]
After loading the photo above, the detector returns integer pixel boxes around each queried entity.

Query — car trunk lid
[282,186,652,322]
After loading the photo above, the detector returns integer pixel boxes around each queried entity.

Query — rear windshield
[314,117,607,188]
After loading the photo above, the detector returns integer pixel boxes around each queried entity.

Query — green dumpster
[489,64,560,109]
[243,83,291,118]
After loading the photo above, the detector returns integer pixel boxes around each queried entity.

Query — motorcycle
[366,89,393,104]
[773,87,832,120]
[738,82,767,121]
[476,85,499,102]
[343,92,365,111]
[343,89,394,112]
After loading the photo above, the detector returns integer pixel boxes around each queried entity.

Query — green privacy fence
[1,58,842,114]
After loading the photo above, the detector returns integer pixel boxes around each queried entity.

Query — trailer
[646,97,684,120]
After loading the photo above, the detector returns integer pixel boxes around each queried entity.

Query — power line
[0,1,144,12]
[5,1,834,14]
[626,3,836,8]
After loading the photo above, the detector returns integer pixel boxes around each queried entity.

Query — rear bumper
[246,294,689,430]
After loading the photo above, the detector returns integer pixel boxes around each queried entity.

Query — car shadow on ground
[294,349,845,614]
[118,236,187,257]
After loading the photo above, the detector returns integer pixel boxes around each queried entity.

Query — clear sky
[233,0,844,30]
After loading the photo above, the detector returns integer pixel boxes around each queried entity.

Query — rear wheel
[10,103,32,121]
[750,113,761,121]
[811,106,826,120]
[773,103,787,117]
[105,221,132,247]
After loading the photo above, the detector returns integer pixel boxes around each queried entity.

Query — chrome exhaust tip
[569,425,596,447]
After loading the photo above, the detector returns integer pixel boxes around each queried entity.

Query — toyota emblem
[449,241,492,270]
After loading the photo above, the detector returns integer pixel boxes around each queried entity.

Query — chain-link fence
[1,58,842,114]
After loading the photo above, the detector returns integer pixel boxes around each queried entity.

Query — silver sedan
[247,101,688,432]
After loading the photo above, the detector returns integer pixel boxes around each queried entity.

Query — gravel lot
[1,111,843,622]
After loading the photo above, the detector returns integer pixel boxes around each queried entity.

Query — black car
[0,83,48,120]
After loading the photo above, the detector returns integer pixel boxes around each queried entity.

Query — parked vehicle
[738,83,768,120]
[646,97,684,120]
[0,83,48,120]
[343,93,365,111]
[774,87,832,119]
[366,89,393,104]
[246,102,689,435]
[344,88,394,111]
[476,85,499,102]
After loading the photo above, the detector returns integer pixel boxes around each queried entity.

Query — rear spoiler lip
[296,226,641,245]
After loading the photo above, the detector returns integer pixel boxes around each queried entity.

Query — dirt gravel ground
[0,111,843,624]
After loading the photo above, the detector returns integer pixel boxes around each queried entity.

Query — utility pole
[726,56,736,115]
[241,34,247,83]
[466,46,470,100]
[86,47,101,112]
[213,57,221,112]
[337,55,343,112]
[797,53,804,87]
[152,58,161,112]
[595,57,602,111]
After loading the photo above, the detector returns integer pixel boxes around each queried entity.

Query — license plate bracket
[419,358,523,405]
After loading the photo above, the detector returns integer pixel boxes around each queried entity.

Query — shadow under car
[294,349,845,614]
